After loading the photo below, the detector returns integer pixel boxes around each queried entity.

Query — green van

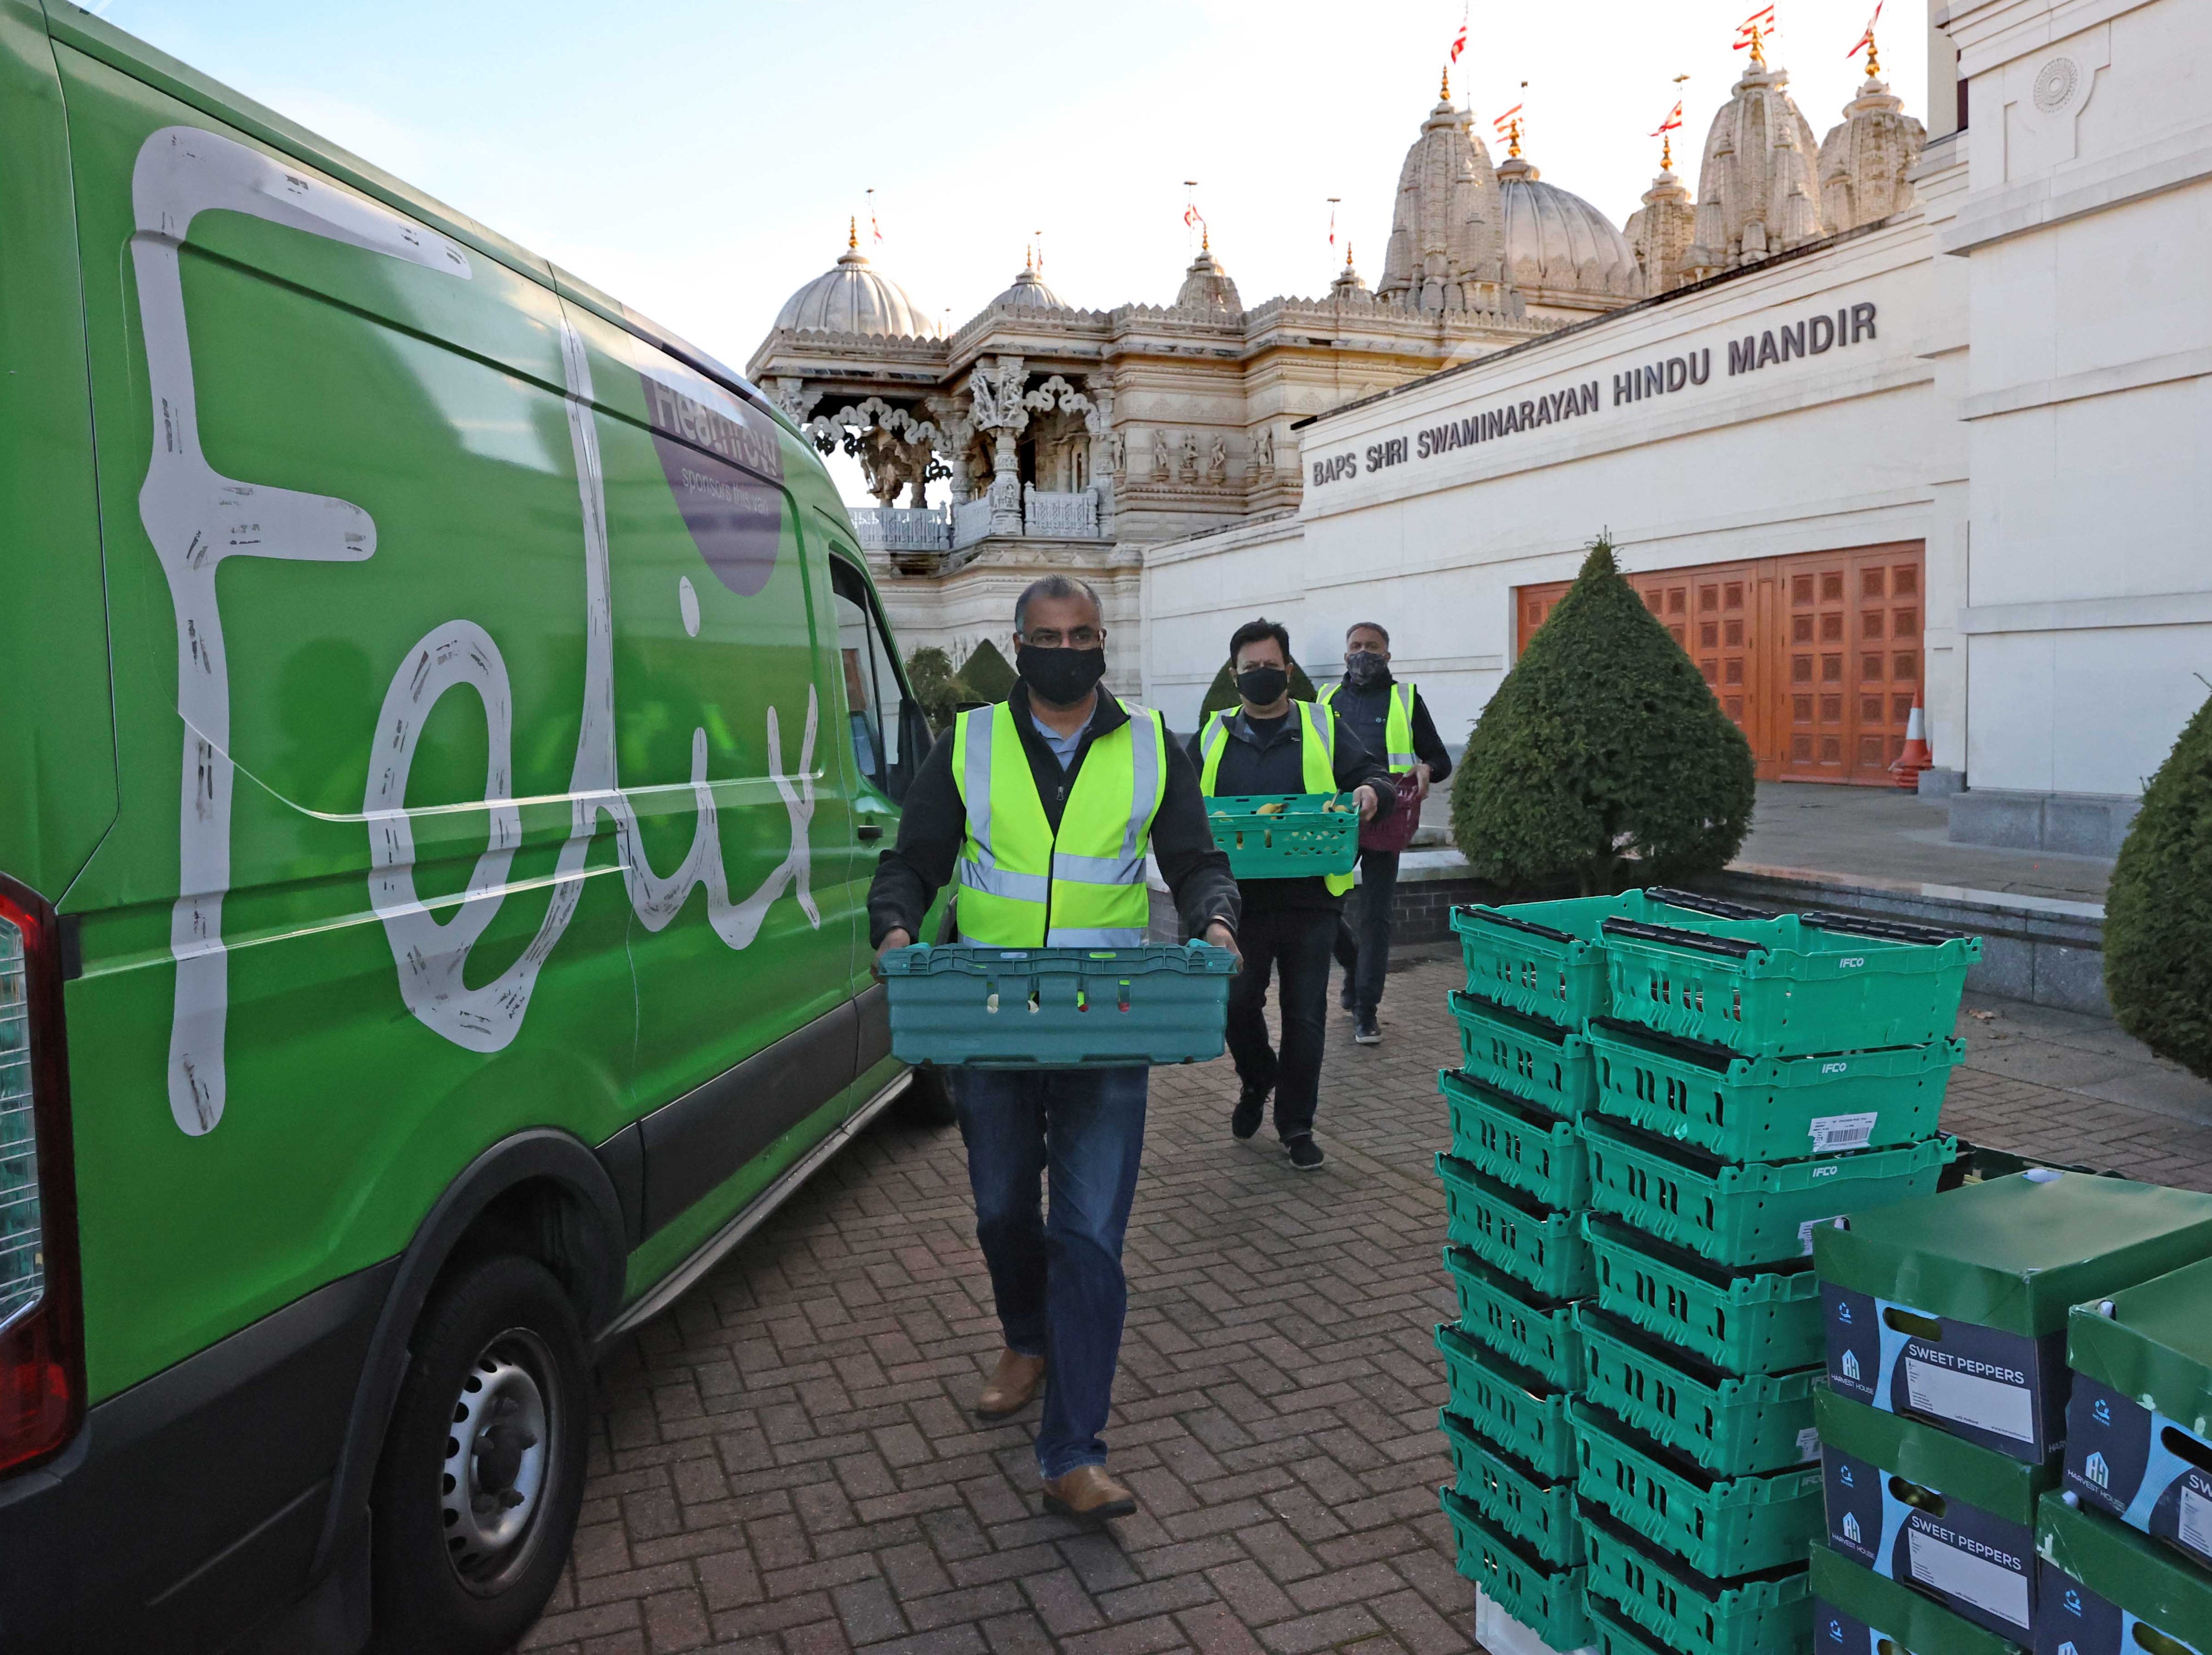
[0,4,944,1649]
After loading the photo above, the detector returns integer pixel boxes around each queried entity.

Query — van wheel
[896,1065,958,1127]
[368,1254,589,1654]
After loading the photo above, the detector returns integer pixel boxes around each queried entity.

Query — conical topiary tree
[957,638,1016,703]
[2105,690,2212,1080]
[1451,534,1756,894]
[1197,657,1318,717]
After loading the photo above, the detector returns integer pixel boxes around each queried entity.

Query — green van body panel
[12,2,924,1415]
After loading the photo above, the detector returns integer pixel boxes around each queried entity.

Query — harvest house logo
[1310,299,1880,488]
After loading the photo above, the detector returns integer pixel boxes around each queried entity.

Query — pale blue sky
[98,1,1928,500]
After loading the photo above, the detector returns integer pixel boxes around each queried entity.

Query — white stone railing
[1023,486,1100,539]
[951,496,995,550]
[847,506,950,554]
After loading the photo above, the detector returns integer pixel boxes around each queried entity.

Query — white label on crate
[2181,1486,2212,1564]
[1809,1112,1880,1153]
[1907,1527,2031,1629]
[1798,1217,1845,1256]
[1905,1356,2036,1442]
[1796,1426,1822,1461]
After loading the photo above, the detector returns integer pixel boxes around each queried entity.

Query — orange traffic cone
[1890,687,1932,790]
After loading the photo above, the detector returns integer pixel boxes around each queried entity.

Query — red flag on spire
[1848,0,1882,57]
[1493,104,1523,133]
[1651,100,1683,136]
[1735,5,1776,49]
[1182,203,1204,229]
[1449,2,1467,64]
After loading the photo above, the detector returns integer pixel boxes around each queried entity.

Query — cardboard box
[2064,1255,2212,1572]
[1809,1541,2027,1655]
[1818,1383,2059,1639]
[1814,1172,2212,1462]
[2036,1492,2212,1655]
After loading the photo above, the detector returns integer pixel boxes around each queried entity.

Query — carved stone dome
[1378,74,1511,314]
[990,253,1063,311]
[1682,56,1828,280]
[1174,235,1242,314]
[773,225,939,338]
[1495,155,1642,302]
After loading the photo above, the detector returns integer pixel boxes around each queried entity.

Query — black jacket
[867,684,1241,948]
[1325,676,1453,784]
[1185,703,1397,914]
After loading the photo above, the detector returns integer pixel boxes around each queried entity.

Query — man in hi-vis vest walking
[1319,622,1453,1046]
[869,577,1239,1523]
[1191,619,1396,1170]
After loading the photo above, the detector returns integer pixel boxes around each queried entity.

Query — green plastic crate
[1439,1487,1592,1652]
[878,941,1233,1068]
[1581,1508,1812,1655]
[1203,792,1360,879]
[1449,888,1775,1028]
[1434,1322,1578,1482]
[1442,1068,1590,1209]
[1580,1115,1957,1269]
[1438,1408,1581,1568]
[1599,910,1980,1059]
[1575,1306,1821,1476]
[1584,1213,1824,1375]
[1585,1017,1964,1164]
[1443,1245,1582,1391]
[1572,1399,1825,1578]
[1437,1154,1595,1300]
[1448,991,1599,1119]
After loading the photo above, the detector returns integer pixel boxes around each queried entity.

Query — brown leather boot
[975,1348,1046,1420]
[1042,1464,1137,1522]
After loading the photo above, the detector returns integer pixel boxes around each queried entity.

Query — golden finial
[1865,32,1880,76]
[1201,225,1210,253]
[1506,117,1523,159]
[847,215,858,250]
[1661,133,1673,170]
[1441,67,1450,100]
[1345,242,1355,268]
[1024,244,1033,271]
[1747,22,1766,66]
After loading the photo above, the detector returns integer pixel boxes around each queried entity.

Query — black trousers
[1226,905,1338,1140]
[1332,850,1401,1014]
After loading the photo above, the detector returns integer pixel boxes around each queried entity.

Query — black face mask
[1343,650,1390,690]
[1016,644,1106,706]
[1236,664,1289,706]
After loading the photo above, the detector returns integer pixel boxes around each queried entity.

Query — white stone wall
[1942,0,2212,799]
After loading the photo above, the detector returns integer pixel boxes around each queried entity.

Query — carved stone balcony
[1023,486,1100,539]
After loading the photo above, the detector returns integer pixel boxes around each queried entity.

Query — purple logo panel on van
[638,372,785,596]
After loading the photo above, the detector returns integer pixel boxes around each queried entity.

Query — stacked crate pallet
[1435,891,1988,1655]
[1571,906,1979,1655]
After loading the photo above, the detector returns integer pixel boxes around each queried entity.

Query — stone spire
[1173,228,1242,315]
[1625,160,1697,296]
[1377,80,1516,316]
[1679,50,1829,283]
[1330,243,1368,298]
[1818,55,1927,233]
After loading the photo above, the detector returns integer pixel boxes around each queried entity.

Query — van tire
[896,1065,958,1127]
[367,1254,589,1654]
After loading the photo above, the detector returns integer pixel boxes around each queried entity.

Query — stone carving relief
[1150,429,1172,481]
[1206,435,1228,484]
[1178,430,1199,482]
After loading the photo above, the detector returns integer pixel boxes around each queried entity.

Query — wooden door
[1513,541,1923,785]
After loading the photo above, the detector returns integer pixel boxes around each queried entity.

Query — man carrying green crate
[1319,621,1454,1047]
[869,576,1240,1523]
[1191,618,1393,1170]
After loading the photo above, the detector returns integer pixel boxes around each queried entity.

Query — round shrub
[2105,691,2212,1080]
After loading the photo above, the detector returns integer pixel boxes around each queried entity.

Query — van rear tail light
[0,880,81,1476]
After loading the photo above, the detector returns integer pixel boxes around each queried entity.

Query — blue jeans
[951,1065,1148,1481]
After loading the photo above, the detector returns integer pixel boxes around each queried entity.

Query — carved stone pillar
[966,355,1029,539]
[1084,375,1117,540]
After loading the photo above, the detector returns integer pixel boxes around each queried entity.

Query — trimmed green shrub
[957,638,1016,703]
[904,646,964,732]
[1451,534,1756,894]
[1197,656,1318,717]
[2105,691,2212,1081]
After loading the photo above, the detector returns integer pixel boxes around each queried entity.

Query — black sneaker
[1232,1084,1268,1141]
[1286,1134,1325,1171]
[1354,1012,1381,1046]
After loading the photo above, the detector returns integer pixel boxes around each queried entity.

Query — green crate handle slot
[1603,917,1769,959]
[1580,1506,1812,1655]
[1800,911,1972,946]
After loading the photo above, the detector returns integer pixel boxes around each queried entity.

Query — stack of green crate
[1433,889,1775,1653]
[1567,905,1978,1655]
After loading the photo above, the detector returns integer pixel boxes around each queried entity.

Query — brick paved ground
[523,954,2212,1655]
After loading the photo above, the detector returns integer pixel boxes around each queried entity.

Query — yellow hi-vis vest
[951,698,1166,947]
[1196,701,1355,897]
[1319,679,1420,771]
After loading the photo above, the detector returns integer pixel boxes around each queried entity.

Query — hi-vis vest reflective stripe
[1196,702,1354,897]
[951,699,1166,947]
[1319,679,1419,771]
